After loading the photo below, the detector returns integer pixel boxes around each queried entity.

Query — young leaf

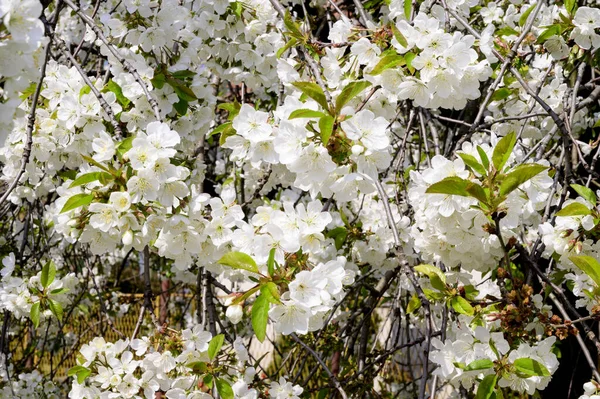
[216,378,234,399]
[513,358,550,377]
[492,132,516,172]
[451,296,474,316]
[105,80,130,106]
[292,82,330,112]
[208,334,225,361]
[465,359,494,371]
[403,0,412,19]
[117,136,134,157]
[276,37,298,58]
[536,25,561,44]
[459,153,487,176]
[499,164,547,197]
[571,184,597,205]
[30,302,40,328]
[476,374,498,399]
[555,202,592,217]
[41,260,56,289]
[252,293,269,342]
[48,299,64,322]
[151,73,166,89]
[519,4,535,27]
[466,183,489,205]
[391,24,409,48]
[319,115,335,145]
[69,172,113,188]
[267,248,276,276]
[218,252,259,274]
[569,256,600,288]
[335,81,372,114]
[477,146,490,170]
[414,264,446,284]
[407,293,421,314]
[491,88,512,102]
[60,194,94,214]
[289,109,326,119]
[369,54,405,75]
[425,176,471,197]
[564,0,576,15]
[68,366,91,384]
[260,282,281,304]
[171,83,197,102]
[170,70,196,79]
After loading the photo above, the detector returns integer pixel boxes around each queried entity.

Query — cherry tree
[0,0,599,397]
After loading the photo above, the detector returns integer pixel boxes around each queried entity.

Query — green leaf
[218,252,259,274]
[79,85,91,98]
[519,4,535,27]
[513,358,550,377]
[292,82,329,112]
[491,88,513,102]
[335,81,372,114]
[218,124,237,146]
[41,260,56,289]
[459,153,487,176]
[556,202,592,217]
[151,73,166,89]
[48,299,64,322]
[536,25,561,44]
[68,366,91,384]
[170,70,196,79]
[391,24,408,48]
[284,11,303,38]
[277,37,298,58]
[60,194,94,214]
[260,282,281,304]
[81,155,111,173]
[465,359,494,371]
[477,146,490,170]
[208,334,225,361]
[19,83,37,100]
[404,0,412,19]
[106,80,130,107]
[117,137,134,158]
[466,183,489,205]
[499,164,547,197]
[267,248,276,276]
[451,296,474,316]
[173,99,189,115]
[216,378,234,399]
[571,184,597,205]
[319,115,335,145]
[289,109,326,119]
[69,172,113,188]
[492,132,516,172]
[30,302,40,328]
[218,101,241,119]
[569,256,600,288]
[564,0,576,15]
[50,287,69,295]
[407,293,421,314]
[252,293,269,342]
[496,26,519,36]
[369,54,405,75]
[404,52,416,71]
[425,176,471,197]
[414,264,446,284]
[170,82,197,102]
[326,227,348,250]
[208,122,233,138]
[476,374,498,399]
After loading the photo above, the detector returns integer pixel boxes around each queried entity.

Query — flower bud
[226,304,243,324]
